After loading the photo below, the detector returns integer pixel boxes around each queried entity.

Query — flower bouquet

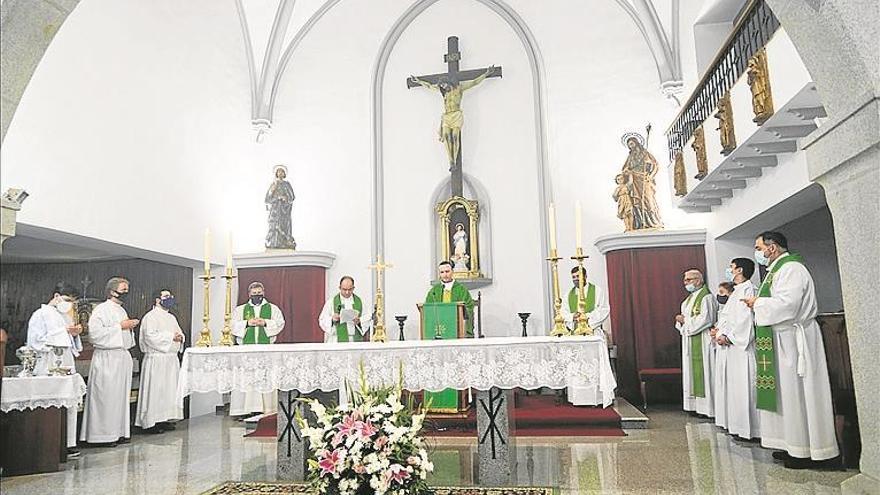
[298,366,434,495]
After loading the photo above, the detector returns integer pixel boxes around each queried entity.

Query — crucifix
[368,254,393,342]
[407,36,502,197]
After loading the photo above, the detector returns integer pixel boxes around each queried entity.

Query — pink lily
[389,464,410,484]
[317,449,342,476]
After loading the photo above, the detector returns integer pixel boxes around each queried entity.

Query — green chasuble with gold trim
[242,302,273,344]
[755,252,805,412]
[687,286,711,398]
[423,281,474,413]
[333,293,364,343]
[567,283,596,314]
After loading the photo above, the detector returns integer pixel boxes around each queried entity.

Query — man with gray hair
[230,281,285,417]
[80,276,140,445]
[674,268,718,418]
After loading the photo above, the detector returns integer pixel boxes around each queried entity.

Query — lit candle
[204,228,211,272]
[226,232,233,269]
[575,201,583,249]
[548,203,557,252]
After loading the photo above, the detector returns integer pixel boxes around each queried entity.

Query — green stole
[333,293,363,343]
[567,283,596,314]
[242,303,273,344]
[687,286,711,398]
[425,282,474,337]
[755,253,805,412]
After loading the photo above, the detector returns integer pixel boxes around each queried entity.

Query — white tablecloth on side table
[1,374,87,413]
[178,336,617,407]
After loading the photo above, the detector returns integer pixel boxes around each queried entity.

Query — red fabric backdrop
[606,245,707,403]
[237,266,326,343]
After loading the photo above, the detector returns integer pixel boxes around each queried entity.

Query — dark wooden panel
[0,407,65,476]
[0,258,193,368]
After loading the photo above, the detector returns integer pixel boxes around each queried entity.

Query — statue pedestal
[233,251,335,343]
[595,229,707,406]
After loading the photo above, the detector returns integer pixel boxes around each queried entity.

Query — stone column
[765,1,879,491]
[475,387,516,486]
[276,390,308,481]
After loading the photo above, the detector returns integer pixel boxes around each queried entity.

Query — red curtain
[606,245,707,403]
[237,266,326,343]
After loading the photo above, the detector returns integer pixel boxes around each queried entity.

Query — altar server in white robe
[674,269,717,416]
[230,282,284,417]
[135,289,184,432]
[744,231,839,468]
[81,277,139,445]
[713,258,760,439]
[26,282,83,455]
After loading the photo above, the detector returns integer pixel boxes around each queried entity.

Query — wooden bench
[638,367,682,410]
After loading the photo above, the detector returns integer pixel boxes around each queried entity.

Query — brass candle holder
[547,249,570,337]
[218,267,237,346]
[571,247,594,336]
[195,269,215,347]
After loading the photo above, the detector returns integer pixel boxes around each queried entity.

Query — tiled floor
[0,406,856,494]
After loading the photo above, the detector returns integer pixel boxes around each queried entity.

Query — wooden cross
[758,354,772,372]
[407,36,502,197]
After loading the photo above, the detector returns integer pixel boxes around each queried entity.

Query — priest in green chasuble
[424,260,474,336]
[230,281,285,417]
[561,266,610,340]
[319,276,367,343]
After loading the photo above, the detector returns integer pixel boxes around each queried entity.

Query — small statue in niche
[265,164,296,250]
[747,48,774,125]
[673,152,688,197]
[715,92,737,155]
[451,223,470,272]
[692,125,709,180]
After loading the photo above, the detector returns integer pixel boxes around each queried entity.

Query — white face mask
[56,299,74,314]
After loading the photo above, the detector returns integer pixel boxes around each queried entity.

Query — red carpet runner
[246,395,624,438]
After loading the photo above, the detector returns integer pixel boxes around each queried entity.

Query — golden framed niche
[436,196,482,280]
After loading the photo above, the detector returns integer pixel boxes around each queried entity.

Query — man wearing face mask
[230,282,285,417]
[26,282,83,457]
[674,269,718,417]
[80,277,140,446]
[743,231,839,468]
[135,289,184,433]
[712,258,760,440]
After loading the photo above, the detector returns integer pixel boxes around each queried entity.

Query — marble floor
[1,406,856,494]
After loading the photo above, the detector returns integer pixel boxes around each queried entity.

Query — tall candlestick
[548,203,558,251]
[575,201,583,248]
[226,232,233,269]
[204,228,211,273]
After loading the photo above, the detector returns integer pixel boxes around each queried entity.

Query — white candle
[575,201,583,249]
[204,228,211,272]
[226,232,233,269]
[548,203,557,252]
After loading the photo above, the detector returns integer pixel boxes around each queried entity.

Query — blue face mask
[725,267,735,282]
[685,283,698,293]
[160,296,175,309]
[754,250,769,266]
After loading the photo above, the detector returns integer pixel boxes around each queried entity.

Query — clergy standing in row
[675,269,718,417]
[424,260,474,336]
[26,282,83,457]
[135,289,184,433]
[81,277,139,445]
[561,266,611,339]
[230,282,284,417]
[744,231,839,468]
[712,258,760,439]
[319,276,366,343]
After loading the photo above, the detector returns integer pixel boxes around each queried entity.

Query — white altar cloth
[178,336,616,407]
[1,374,87,413]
